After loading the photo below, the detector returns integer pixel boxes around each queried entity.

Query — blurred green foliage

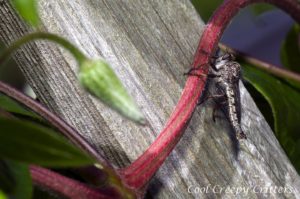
[0,94,40,119]
[10,0,40,27]
[242,62,300,172]
[5,160,32,199]
[0,190,7,199]
[249,3,275,15]
[0,118,95,167]
[281,24,300,74]
[0,160,32,199]
[191,0,222,22]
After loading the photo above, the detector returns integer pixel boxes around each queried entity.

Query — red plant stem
[119,0,300,190]
[30,165,119,199]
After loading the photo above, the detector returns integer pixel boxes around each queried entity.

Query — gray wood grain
[1,0,300,198]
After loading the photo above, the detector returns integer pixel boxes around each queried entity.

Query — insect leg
[212,100,227,122]
[183,63,208,77]
[197,94,225,106]
[237,131,247,139]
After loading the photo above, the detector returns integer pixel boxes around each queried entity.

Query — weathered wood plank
[0,0,299,198]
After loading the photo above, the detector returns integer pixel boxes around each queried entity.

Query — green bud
[79,59,145,124]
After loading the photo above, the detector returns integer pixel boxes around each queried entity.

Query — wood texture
[1,0,300,198]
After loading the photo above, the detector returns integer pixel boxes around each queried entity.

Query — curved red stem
[119,0,300,190]
[30,165,120,199]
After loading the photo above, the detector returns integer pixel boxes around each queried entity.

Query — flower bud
[79,59,145,124]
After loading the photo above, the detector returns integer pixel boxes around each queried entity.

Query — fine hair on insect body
[185,50,246,140]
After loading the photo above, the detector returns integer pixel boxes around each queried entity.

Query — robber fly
[211,52,246,139]
[186,51,246,139]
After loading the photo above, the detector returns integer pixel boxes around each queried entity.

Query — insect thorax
[214,53,241,84]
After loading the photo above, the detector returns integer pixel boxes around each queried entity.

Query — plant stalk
[120,0,300,190]
[0,32,87,66]
[30,165,119,199]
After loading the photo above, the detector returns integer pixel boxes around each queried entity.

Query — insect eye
[221,53,235,61]
[230,54,236,60]
[222,54,230,60]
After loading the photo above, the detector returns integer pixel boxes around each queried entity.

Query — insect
[186,51,246,139]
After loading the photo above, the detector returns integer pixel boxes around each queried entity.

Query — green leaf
[0,190,7,199]
[79,59,145,124]
[10,0,40,27]
[5,160,32,199]
[0,160,32,199]
[191,0,223,22]
[0,161,14,194]
[242,63,300,172]
[0,118,95,167]
[281,24,300,73]
[0,93,40,119]
[280,24,300,89]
